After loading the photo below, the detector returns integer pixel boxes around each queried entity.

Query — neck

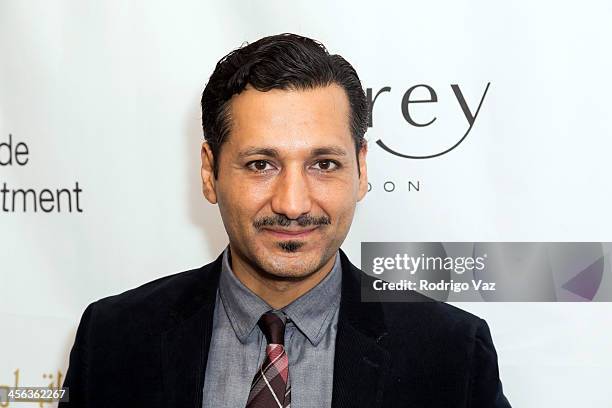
[228,244,337,309]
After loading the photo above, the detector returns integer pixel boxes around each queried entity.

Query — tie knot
[257,311,286,345]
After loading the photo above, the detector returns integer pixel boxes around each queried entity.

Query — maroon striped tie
[246,311,291,408]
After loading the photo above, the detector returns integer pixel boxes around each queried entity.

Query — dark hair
[201,33,368,179]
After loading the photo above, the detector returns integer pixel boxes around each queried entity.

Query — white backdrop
[1,1,612,406]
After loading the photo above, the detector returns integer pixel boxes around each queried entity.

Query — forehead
[226,83,352,150]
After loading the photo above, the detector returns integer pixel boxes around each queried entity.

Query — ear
[201,141,218,204]
[357,140,368,202]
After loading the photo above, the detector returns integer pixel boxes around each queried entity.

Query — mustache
[253,214,331,229]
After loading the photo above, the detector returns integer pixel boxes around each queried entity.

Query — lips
[263,227,318,238]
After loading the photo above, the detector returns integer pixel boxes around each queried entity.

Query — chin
[262,254,320,278]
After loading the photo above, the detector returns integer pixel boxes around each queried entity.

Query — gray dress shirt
[202,245,342,408]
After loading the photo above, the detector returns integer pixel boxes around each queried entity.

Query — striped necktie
[246,311,291,408]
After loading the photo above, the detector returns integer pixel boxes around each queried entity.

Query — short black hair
[201,32,368,179]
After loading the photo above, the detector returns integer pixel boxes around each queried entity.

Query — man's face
[201,83,368,280]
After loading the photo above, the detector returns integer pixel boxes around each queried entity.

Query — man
[60,33,511,407]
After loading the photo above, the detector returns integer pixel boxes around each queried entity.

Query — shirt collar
[218,244,342,346]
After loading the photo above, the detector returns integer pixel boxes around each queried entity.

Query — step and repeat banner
[1,1,612,406]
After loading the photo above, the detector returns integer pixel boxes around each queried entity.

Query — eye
[312,159,340,172]
[246,160,275,173]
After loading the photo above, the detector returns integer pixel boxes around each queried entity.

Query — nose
[270,165,312,220]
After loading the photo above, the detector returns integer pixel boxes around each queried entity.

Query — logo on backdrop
[364,82,491,194]
[0,134,83,214]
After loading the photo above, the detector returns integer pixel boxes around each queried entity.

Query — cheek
[218,183,267,222]
[316,190,356,224]
[314,175,359,203]
[336,202,356,227]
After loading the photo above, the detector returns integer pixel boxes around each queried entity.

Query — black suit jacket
[60,248,511,407]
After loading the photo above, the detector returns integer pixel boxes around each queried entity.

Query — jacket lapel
[332,248,391,408]
[160,251,223,408]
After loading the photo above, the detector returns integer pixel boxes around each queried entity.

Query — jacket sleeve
[468,318,512,408]
[59,302,97,408]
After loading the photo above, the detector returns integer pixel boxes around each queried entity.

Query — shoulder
[81,253,223,337]
[374,295,499,387]
[365,285,508,405]
[381,298,486,342]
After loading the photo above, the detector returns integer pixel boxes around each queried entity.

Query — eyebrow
[237,145,348,159]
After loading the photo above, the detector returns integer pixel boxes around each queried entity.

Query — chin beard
[277,240,305,253]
